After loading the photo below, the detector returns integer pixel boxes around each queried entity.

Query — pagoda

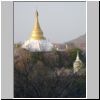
[73,51,83,73]
[22,10,53,52]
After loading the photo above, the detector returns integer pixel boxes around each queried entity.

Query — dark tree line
[14,47,86,98]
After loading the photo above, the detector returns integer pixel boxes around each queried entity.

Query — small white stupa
[22,10,53,52]
[73,51,83,73]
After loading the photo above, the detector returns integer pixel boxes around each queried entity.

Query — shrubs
[14,46,86,98]
[14,68,86,98]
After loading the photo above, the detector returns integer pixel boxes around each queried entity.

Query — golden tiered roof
[31,10,46,40]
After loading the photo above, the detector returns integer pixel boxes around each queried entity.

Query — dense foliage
[14,46,86,98]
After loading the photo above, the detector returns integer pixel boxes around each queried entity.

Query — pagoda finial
[31,10,45,40]
[76,51,80,61]
[34,10,40,29]
[36,10,38,17]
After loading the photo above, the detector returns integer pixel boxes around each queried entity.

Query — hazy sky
[14,2,86,43]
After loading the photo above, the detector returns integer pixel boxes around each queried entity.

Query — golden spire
[31,10,45,40]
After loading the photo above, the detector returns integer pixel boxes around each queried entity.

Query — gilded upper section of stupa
[31,10,45,40]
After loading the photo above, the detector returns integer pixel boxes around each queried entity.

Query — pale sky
[14,2,86,43]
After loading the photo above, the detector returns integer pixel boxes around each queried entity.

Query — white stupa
[22,10,53,52]
[73,51,83,73]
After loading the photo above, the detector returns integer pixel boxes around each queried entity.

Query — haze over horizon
[14,2,86,43]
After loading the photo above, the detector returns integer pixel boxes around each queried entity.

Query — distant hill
[65,34,86,51]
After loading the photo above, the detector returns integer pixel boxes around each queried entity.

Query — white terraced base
[22,39,53,52]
